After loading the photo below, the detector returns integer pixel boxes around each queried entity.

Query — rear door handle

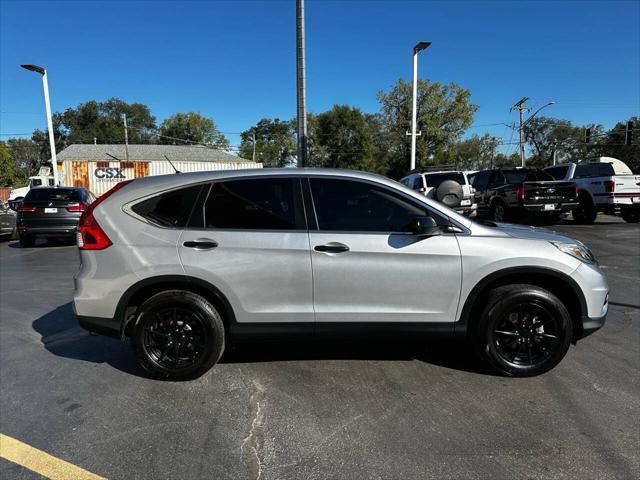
[183,239,218,250]
[314,243,349,253]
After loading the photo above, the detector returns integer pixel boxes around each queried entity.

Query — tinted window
[425,172,465,188]
[573,163,613,178]
[132,185,201,228]
[471,171,491,189]
[412,176,424,190]
[25,188,81,203]
[545,166,570,180]
[204,178,301,230]
[310,178,434,232]
[535,170,555,181]
[502,170,537,184]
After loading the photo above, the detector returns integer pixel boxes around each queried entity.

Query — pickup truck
[544,161,640,223]
[470,168,578,223]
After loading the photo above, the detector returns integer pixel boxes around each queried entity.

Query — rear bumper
[76,313,121,338]
[523,202,578,213]
[455,204,478,217]
[18,225,77,235]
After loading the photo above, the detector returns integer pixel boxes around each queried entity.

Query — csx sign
[94,167,126,181]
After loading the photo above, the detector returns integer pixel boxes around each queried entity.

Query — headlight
[550,241,596,264]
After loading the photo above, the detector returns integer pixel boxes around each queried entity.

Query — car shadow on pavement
[32,304,495,377]
[31,302,147,378]
[221,339,496,376]
[9,237,76,248]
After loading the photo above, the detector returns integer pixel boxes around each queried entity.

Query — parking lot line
[0,433,106,480]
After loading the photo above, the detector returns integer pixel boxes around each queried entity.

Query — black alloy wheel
[491,201,506,222]
[132,290,225,380]
[476,284,572,377]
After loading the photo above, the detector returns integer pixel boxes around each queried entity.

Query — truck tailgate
[524,181,577,203]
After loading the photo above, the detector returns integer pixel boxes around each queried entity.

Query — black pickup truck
[469,168,578,223]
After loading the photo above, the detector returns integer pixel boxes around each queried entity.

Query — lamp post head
[413,41,432,54]
[21,64,46,75]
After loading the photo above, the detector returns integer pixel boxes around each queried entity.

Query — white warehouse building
[57,144,262,196]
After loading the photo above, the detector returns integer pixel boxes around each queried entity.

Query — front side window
[204,178,303,230]
[132,185,202,228]
[310,178,436,232]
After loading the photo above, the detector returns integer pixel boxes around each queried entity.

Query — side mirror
[406,216,441,237]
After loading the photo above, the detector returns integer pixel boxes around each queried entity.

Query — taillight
[604,180,615,193]
[77,180,133,250]
[517,186,525,202]
[575,186,580,198]
[67,203,87,212]
[17,204,37,213]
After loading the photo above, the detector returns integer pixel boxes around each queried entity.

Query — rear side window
[502,170,537,183]
[424,172,465,188]
[204,178,303,230]
[545,165,570,180]
[471,171,490,189]
[412,176,424,190]
[310,178,437,232]
[132,185,202,228]
[25,188,81,203]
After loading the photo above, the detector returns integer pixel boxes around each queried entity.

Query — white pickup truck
[544,159,640,223]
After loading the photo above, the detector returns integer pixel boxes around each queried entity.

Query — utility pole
[252,132,256,162]
[553,142,558,165]
[121,113,130,162]
[489,136,499,169]
[295,0,308,168]
[511,97,530,168]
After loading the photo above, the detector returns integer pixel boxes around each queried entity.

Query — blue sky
[1,0,639,155]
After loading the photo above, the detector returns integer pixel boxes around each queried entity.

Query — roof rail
[408,165,458,174]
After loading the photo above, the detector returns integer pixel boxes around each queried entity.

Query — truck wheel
[132,290,225,380]
[490,200,507,222]
[474,285,573,377]
[19,234,35,248]
[621,207,640,223]
[572,196,597,224]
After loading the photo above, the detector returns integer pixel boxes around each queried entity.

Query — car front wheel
[132,290,225,380]
[475,284,573,377]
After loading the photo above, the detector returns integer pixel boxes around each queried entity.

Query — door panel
[308,177,462,324]
[310,232,461,323]
[179,177,313,324]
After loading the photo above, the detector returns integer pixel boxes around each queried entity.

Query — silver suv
[74,169,608,380]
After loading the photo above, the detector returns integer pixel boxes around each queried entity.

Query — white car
[400,170,477,217]
[544,159,640,223]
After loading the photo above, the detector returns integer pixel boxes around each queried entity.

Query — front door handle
[314,243,349,253]
[183,239,218,250]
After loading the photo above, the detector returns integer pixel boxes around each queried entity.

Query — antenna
[164,155,181,174]
[105,152,121,161]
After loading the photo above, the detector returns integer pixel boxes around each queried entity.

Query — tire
[490,200,507,222]
[621,207,640,223]
[572,195,597,224]
[19,234,35,248]
[474,284,573,377]
[131,290,225,380]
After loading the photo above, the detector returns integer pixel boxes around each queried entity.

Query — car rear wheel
[132,290,225,380]
[572,196,597,224]
[475,284,572,377]
[19,233,35,248]
[621,206,640,223]
[490,200,507,222]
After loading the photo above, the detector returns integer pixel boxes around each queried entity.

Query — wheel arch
[456,267,587,342]
[117,275,236,339]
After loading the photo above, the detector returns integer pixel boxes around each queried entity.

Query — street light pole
[295,0,308,168]
[21,64,59,186]
[410,41,431,171]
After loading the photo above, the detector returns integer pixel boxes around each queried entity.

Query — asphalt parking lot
[1,215,638,480]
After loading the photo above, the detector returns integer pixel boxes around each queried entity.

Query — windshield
[25,188,81,203]
[424,172,466,188]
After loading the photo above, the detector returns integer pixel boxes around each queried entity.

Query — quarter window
[132,185,202,228]
[204,178,303,230]
[310,178,436,232]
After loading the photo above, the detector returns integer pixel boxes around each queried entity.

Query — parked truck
[8,167,55,203]
[544,158,640,223]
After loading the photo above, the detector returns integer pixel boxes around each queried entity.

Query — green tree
[451,134,500,170]
[0,141,27,187]
[6,138,41,177]
[595,117,639,173]
[159,112,229,148]
[524,116,604,167]
[239,118,296,167]
[309,105,375,171]
[377,78,478,178]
